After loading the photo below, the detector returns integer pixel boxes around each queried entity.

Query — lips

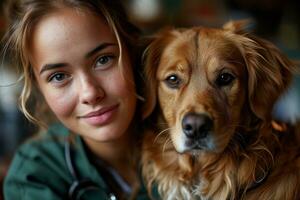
[80,104,119,126]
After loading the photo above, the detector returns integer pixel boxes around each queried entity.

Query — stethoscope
[64,139,118,200]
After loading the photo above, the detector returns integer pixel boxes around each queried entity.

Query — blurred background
[0,0,299,198]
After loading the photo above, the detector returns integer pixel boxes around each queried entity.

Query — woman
[3,0,153,199]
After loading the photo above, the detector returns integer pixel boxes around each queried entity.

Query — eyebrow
[39,42,117,75]
[85,42,117,58]
[39,63,67,75]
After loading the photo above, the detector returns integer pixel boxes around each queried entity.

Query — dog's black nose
[182,113,213,139]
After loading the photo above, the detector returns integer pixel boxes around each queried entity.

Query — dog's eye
[216,72,235,87]
[165,74,181,89]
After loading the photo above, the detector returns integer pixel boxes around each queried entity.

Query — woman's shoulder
[3,123,71,200]
[14,123,69,163]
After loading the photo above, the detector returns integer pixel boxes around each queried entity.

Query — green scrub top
[4,123,157,200]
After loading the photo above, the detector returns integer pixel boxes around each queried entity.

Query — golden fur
[142,21,300,200]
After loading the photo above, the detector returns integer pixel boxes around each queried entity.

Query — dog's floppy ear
[223,19,251,34]
[142,28,176,119]
[225,22,295,120]
[245,37,295,120]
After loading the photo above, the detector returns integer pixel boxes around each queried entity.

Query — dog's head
[143,21,295,154]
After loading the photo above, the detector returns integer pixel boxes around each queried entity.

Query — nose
[182,113,213,139]
[80,75,104,105]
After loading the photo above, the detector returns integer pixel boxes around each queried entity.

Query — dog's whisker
[156,122,169,126]
[154,127,173,144]
[162,138,172,155]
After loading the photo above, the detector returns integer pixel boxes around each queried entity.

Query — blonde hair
[2,0,142,127]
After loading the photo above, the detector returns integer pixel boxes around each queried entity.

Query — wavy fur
[142,21,300,200]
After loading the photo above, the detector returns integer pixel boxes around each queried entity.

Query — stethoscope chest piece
[108,193,117,200]
[68,178,99,200]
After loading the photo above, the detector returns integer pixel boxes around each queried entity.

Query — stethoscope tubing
[64,138,116,200]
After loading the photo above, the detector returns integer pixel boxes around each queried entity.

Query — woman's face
[29,8,137,142]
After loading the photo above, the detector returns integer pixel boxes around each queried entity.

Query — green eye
[95,55,115,69]
[97,56,109,65]
[49,73,68,82]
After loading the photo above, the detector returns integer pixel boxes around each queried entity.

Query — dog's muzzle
[181,113,214,150]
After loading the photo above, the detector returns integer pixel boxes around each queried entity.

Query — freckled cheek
[108,68,136,101]
[114,79,136,106]
[42,88,77,118]
[111,80,130,95]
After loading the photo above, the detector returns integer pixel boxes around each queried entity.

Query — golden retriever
[141,21,300,200]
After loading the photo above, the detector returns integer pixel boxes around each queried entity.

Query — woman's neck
[82,129,139,186]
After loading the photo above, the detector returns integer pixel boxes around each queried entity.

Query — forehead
[28,7,117,66]
[37,8,113,40]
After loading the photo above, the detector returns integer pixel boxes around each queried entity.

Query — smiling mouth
[80,104,119,126]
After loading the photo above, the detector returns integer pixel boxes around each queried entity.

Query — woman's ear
[239,34,295,120]
[141,28,175,119]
